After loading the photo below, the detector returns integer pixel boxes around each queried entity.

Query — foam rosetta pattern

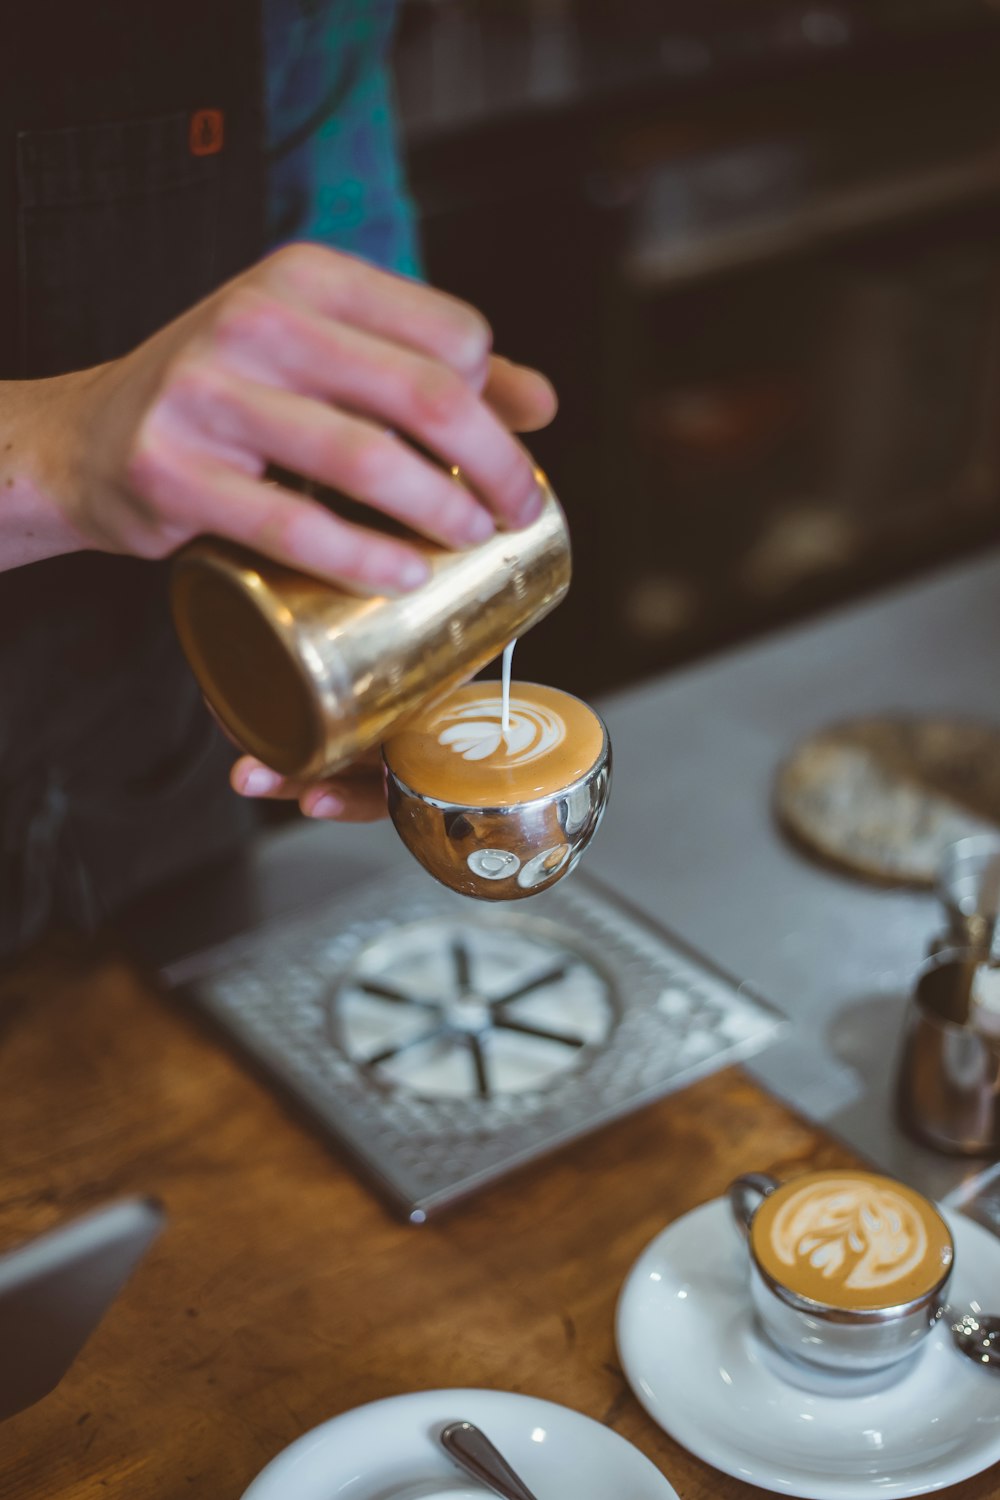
[437,694,565,767]
[769,1180,931,1295]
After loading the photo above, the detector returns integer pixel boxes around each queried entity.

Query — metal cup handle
[729,1172,780,1239]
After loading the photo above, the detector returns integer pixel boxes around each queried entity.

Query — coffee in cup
[730,1169,954,1383]
[384,682,605,806]
[751,1169,952,1311]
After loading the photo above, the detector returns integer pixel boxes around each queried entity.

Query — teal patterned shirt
[263,0,421,276]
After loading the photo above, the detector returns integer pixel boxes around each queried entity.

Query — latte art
[752,1170,953,1312]
[383,681,605,807]
[437,695,566,766]
[770,1182,927,1293]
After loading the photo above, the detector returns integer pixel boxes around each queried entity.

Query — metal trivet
[167,870,784,1220]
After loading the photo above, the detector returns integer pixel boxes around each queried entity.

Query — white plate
[240,1387,679,1500]
[617,1197,1000,1499]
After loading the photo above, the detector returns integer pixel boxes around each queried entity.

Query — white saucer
[617,1198,1000,1499]
[239,1387,679,1500]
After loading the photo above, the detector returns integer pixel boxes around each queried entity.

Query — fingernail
[391,556,432,593]
[516,486,544,527]
[308,793,345,818]
[462,508,495,545]
[242,767,281,795]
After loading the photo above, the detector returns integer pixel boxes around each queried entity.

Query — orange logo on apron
[189,109,225,157]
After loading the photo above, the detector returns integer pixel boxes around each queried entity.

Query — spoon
[951,1312,1000,1370]
[440,1420,541,1500]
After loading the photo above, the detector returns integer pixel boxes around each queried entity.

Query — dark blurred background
[391,0,1000,699]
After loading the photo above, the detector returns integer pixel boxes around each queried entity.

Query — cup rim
[383,718,611,816]
[749,1253,952,1323]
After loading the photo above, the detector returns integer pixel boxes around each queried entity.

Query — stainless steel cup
[897,949,1000,1155]
[729,1172,953,1382]
[384,707,611,901]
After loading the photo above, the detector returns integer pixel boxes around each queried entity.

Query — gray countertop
[595,548,1000,1204]
[135,548,1000,1207]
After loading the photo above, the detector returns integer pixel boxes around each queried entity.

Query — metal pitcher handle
[729,1172,780,1239]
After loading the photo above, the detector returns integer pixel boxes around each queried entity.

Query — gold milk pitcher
[169,469,571,781]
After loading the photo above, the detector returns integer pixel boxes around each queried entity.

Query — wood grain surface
[0,939,995,1500]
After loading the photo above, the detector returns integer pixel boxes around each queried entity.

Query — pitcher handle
[728,1172,780,1239]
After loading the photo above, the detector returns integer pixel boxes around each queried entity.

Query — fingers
[161,368,502,549]
[129,436,431,590]
[299,778,388,822]
[231,755,388,822]
[261,244,494,388]
[483,355,558,432]
[125,244,560,576]
[200,300,543,531]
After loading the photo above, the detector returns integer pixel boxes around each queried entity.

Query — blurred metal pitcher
[170,469,570,781]
[933,834,1000,962]
[897,949,1000,1156]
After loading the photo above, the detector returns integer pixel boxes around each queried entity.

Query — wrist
[0,370,99,571]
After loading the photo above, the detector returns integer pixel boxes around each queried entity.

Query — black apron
[0,2,266,955]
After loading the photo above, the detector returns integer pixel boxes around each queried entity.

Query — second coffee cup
[729,1168,954,1382]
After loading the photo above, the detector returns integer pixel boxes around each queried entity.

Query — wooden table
[0,939,995,1500]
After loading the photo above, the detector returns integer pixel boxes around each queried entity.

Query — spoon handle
[951,1312,1000,1371]
[440,1420,541,1500]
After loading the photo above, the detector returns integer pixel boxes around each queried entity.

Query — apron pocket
[17,110,223,377]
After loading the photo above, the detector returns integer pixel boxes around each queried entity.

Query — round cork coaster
[774,716,1000,887]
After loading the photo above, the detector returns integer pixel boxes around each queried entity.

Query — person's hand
[30,243,557,596]
[10,244,558,823]
[225,339,558,822]
[230,748,389,823]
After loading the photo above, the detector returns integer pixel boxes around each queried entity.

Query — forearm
[0,374,93,573]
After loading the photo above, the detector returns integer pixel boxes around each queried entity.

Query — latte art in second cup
[384,682,606,806]
[751,1170,953,1311]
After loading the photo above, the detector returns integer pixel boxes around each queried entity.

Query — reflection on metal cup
[896,948,1000,1156]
